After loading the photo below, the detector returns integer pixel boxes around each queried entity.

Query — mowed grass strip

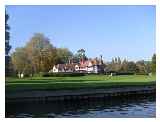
[6,75,156,91]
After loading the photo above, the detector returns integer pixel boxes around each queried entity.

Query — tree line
[105,55,156,75]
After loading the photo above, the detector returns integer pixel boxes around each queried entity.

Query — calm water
[6,95,156,118]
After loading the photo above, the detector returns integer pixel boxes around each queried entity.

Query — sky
[6,5,155,61]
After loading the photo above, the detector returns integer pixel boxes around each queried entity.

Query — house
[51,55,105,74]
[52,63,77,73]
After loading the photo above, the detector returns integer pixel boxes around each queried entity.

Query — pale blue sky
[6,5,155,61]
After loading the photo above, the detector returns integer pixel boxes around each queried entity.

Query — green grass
[6,75,156,91]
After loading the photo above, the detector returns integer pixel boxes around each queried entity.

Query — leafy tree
[117,57,121,65]
[109,57,122,72]
[127,61,137,73]
[5,11,12,76]
[120,59,128,72]
[76,49,87,61]
[108,58,138,74]
[145,61,152,74]
[136,60,147,74]
[151,54,156,73]
[5,11,11,56]
[11,47,31,75]
[25,33,57,73]
[56,48,73,64]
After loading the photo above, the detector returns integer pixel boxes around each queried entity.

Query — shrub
[42,72,86,77]
[106,71,135,76]
[135,73,148,75]
[116,72,135,75]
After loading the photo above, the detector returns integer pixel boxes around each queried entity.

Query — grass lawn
[6,75,156,91]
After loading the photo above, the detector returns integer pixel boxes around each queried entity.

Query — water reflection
[6,94,155,118]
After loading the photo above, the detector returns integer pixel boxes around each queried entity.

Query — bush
[33,73,41,77]
[106,71,135,76]
[135,73,148,75]
[85,73,106,75]
[116,72,135,75]
[42,72,86,77]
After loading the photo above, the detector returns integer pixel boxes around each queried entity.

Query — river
[6,94,155,118]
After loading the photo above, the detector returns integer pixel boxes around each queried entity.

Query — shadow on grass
[6,81,156,92]
[6,79,106,84]
[6,76,108,83]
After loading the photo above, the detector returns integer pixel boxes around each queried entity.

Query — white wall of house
[51,60,103,74]
[75,65,79,71]
[80,67,87,71]
[61,68,65,72]
[53,66,58,72]
[94,65,98,73]
[87,66,94,73]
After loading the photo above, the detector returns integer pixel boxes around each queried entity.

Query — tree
[120,59,128,72]
[127,61,137,73]
[5,11,12,76]
[151,54,156,73]
[136,60,147,74]
[11,33,59,75]
[109,57,122,72]
[25,33,57,73]
[76,49,87,61]
[117,57,121,65]
[11,47,31,75]
[56,48,73,64]
[5,11,11,56]
[145,61,152,74]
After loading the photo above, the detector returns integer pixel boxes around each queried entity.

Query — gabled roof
[79,59,100,68]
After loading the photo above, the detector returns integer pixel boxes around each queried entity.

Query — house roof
[79,59,100,67]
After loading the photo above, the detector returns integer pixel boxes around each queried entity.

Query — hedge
[42,72,86,77]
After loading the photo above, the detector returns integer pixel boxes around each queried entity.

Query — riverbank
[6,85,155,103]
[6,75,156,103]
[6,85,156,102]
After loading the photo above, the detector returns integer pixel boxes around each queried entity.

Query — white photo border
[0,0,159,121]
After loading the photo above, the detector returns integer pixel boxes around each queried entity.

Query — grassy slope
[6,75,156,91]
